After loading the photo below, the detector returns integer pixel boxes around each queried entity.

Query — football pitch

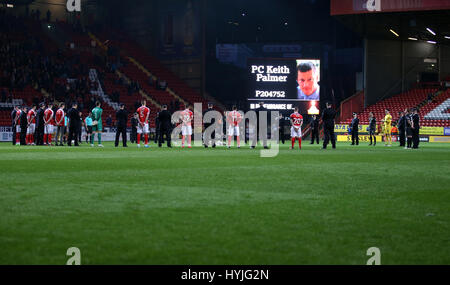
[0,141,449,265]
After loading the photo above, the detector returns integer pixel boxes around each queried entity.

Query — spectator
[46,9,51,22]
[106,114,112,128]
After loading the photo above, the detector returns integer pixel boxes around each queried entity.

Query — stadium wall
[364,39,446,107]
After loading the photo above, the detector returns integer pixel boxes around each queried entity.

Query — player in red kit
[26,105,37,145]
[14,107,22,145]
[136,100,150,148]
[44,103,54,146]
[227,106,242,148]
[180,105,193,148]
[290,107,303,150]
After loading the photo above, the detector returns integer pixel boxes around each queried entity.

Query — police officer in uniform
[412,108,420,149]
[203,102,217,148]
[154,111,160,144]
[35,103,45,145]
[397,111,406,147]
[368,112,376,146]
[405,109,413,149]
[11,106,19,145]
[350,112,359,145]
[115,103,128,147]
[321,102,336,149]
[67,103,80,146]
[310,114,320,144]
[20,106,28,145]
[252,102,269,149]
[157,105,172,147]
[279,113,286,144]
[130,113,138,144]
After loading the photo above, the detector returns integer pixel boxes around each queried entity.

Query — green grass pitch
[0,141,449,265]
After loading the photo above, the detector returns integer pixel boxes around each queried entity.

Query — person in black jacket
[397,111,406,147]
[203,102,217,148]
[11,106,19,145]
[321,102,336,149]
[115,103,128,147]
[158,105,172,147]
[405,109,413,149]
[20,106,28,145]
[130,113,138,143]
[154,111,160,144]
[67,103,80,146]
[252,102,269,149]
[78,112,83,144]
[35,103,45,145]
[368,112,376,146]
[279,113,286,144]
[412,108,420,149]
[310,114,320,144]
[350,112,359,146]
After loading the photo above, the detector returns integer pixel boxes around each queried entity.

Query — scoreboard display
[247,58,320,112]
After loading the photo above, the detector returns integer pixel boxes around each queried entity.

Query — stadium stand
[341,87,450,127]
[421,89,450,126]
[88,28,217,111]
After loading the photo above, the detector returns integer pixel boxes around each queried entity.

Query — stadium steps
[126,56,189,107]
[89,69,120,111]
[420,90,450,126]
[89,30,222,112]
[88,32,175,108]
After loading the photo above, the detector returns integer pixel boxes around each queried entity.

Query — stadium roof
[334,9,450,45]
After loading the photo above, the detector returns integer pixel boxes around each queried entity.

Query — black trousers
[398,128,405,146]
[369,130,376,145]
[131,130,137,143]
[158,126,171,147]
[412,128,420,148]
[154,126,160,143]
[203,124,216,147]
[20,125,27,145]
[251,125,268,147]
[115,126,127,147]
[68,125,79,146]
[36,126,44,145]
[351,129,359,145]
[323,125,336,149]
[12,124,16,145]
[279,126,285,144]
[310,128,319,144]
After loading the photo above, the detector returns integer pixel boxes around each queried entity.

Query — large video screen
[247,58,320,111]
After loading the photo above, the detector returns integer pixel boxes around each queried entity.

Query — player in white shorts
[27,105,37,145]
[44,103,54,145]
[136,101,150,148]
[180,105,193,148]
[227,106,242,148]
[290,107,303,150]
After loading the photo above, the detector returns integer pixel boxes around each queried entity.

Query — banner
[444,127,450,136]
[429,136,450,143]
[420,126,444,136]
[331,0,450,15]
[0,132,12,142]
[337,135,383,142]
[335,124,370,133]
